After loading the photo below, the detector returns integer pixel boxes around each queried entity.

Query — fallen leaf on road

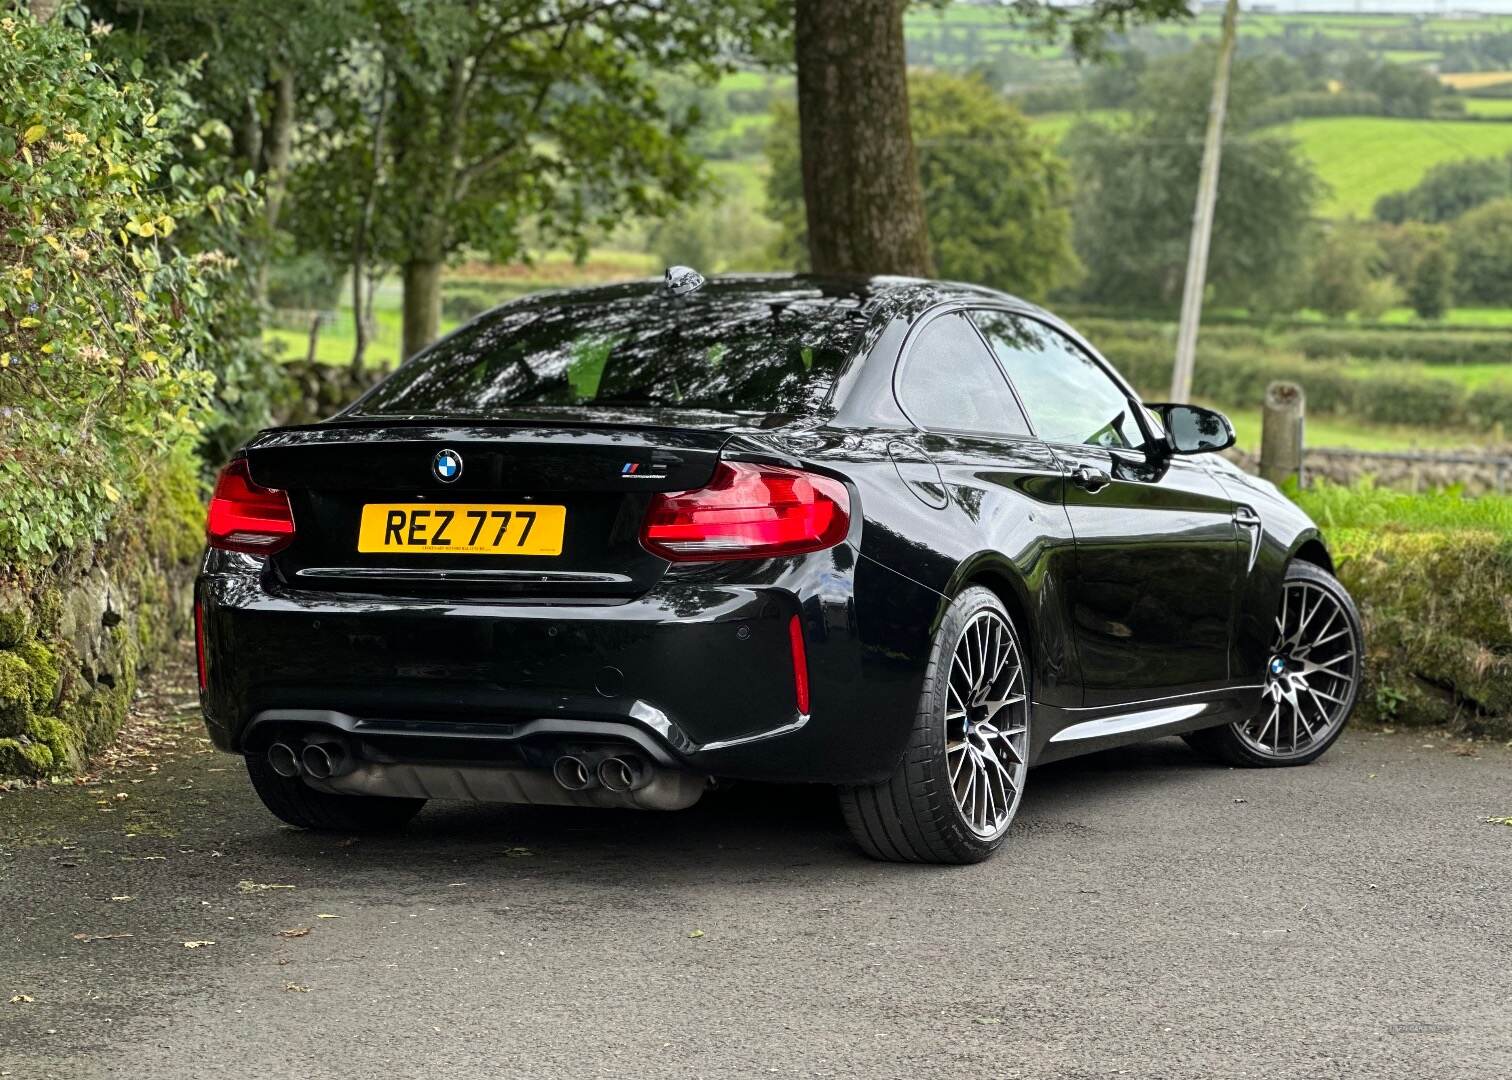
[501,846,534,858]
[276,927,311,938]
[315,913,343,919]
[238,881,296,893]
[109,896,133,902]
[71,933,133,942]
[1486,816,1512,827]
[182,941,215,948]
[688,929,704,939]
[283,983,310,993]
[8,995,34,1004]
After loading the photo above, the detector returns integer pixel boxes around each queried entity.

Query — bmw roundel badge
[432,448,463,484]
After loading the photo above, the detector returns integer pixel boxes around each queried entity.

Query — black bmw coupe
[196,271,1363,864]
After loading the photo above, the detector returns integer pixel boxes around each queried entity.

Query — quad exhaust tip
[300,739,354,781]
[267,742,301,778]
[552,755,597,791]
[598,754,651,793]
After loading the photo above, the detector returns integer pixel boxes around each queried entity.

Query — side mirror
[1147,403,1235,456]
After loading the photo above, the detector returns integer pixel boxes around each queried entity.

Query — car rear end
[196,277,904,816]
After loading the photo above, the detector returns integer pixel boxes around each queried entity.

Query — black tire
[1184,560,1362,768]
[839,586,1029,865]
[245,755,426,832]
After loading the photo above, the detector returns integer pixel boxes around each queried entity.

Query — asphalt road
[2,677,1510,1079]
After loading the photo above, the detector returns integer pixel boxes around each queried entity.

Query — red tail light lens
[640,462,850,561]
[207,459,295,554]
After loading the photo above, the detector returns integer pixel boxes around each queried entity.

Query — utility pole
[1170,0,1241,404]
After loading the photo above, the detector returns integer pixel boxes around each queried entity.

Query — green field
[1221,405,1492,453]
[1460,97,1512,117]
[1286,117,1512,217]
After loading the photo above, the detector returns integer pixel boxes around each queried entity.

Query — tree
[1065,46,1322,310]
[1406,241,1453,321]
[1373,155,1512,224]
[90,0,367,304]
[301,0,785,359]
[765,72,1082,299]
[790,0,1191,279]
[1309,226,1383,319]
[793,0,932,277]
[1449,197,1512,305]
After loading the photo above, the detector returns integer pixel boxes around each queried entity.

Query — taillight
[640,462,850,561]
[206,458,295,554]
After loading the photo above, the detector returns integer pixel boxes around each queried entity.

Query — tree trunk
[402,259,442,359]
[30,0,62,24]
[794,0,933,277]
[234,91,263,174]
[351,69,391,375]
[255,69,297,302]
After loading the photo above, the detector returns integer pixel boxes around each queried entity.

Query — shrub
[266,252,344,311]
[440,289,495,323]
[0,15,257,563]
[1450,197,1512,304]
[1295,483,1511,738]
[1406,241,1453,320]
[1288,329,1512,365]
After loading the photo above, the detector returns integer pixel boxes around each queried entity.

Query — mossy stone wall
[1332,529,1512,738]
[0,460,201,779]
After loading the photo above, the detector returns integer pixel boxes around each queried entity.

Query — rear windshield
[354,287,872,417]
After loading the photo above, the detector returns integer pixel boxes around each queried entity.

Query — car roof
[496,271,1049,324]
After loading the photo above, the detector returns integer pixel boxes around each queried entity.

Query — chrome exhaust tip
[597,754,651,793]
[300,738,353,781]
[267,742,301,778]
[552,755,597,791]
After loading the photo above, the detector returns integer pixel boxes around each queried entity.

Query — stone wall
[1226,445,1512,495]
[272,360,388,427]
[0,499,199,779]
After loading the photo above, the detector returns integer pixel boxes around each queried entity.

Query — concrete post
[1260,381,1305,488]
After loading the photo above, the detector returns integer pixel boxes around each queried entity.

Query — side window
[897,313,1031,438]
[971,311,1144,451]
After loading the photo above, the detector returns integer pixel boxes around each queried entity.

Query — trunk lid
[244,414,731,599]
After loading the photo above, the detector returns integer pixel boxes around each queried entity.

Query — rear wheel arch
[937,554,1035,671]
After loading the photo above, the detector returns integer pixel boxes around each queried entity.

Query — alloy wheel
[944,609,1029,838]
[1236,579,1359,759]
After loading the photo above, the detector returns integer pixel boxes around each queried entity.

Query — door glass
[971,311,1146,451]
[897,313,1031,437]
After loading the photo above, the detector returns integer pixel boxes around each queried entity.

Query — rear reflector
[193,600,207,692]
[789,613,810,715]
[640,462,850,561]
[207,459,295,554]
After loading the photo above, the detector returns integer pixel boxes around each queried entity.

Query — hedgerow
[1091,334,1512,432]
[0,14,262,567]
[1295,483,1512,739]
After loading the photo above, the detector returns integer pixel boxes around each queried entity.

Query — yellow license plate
[357,503,565,556]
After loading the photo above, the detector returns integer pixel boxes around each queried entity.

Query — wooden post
[1260,381,1305,488]
[305,314,323,365]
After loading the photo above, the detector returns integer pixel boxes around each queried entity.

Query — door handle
[1234,505,1262,527]
[1071,464,1111,493]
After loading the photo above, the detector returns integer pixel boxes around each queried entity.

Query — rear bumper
[197,544,937,784]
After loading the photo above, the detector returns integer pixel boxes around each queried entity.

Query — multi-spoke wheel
[944,608,1029,838]
[1185,561,1363,768]
[840,586,1030,863]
